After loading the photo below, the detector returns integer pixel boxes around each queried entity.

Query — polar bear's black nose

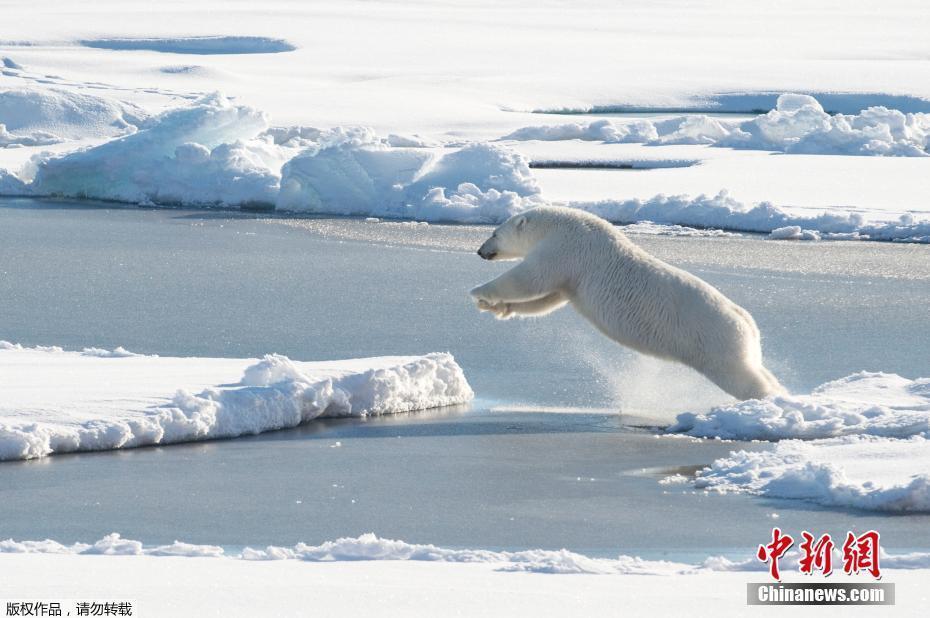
[478,248,496,260]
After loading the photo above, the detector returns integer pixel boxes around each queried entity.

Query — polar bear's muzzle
[477,240,497,260]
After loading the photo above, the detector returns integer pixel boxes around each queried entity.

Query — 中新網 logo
[757,528,881,580]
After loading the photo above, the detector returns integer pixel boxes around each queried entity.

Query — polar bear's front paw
[493,303,514,320]
[476,298,511,319]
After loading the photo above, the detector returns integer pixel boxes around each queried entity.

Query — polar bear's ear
[515,215,527,230]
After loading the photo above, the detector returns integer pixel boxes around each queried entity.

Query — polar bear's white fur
[470,206,783,400]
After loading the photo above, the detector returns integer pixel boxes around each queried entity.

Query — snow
[0,86,927,237]
[2,550,925,618]
[5,92,540,217]
[669,372,930,512]
[31,93,278,206]
[0,87,146,141]
[570,193,930,242]
[618,221,738,238]
[767,225,821,241]
[1,89,926,237]
[0,342,473,461]
[0,122,59,147]
[4,90,927,237]
[4,531,929,576]
[694,435,930,512]
[0,167,29,193]
[277,139,543,222]
[503,95,930,156]
[669,372,930,441]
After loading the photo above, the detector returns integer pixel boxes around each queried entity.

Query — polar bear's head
[478,206,610,260]
[476,212,535,261]
[478,207,549,260]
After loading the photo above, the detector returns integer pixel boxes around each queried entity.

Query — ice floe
[693,435,930,512]
[669,372,930,512]
[570,192,930,242]
[30,93,276,206]
[2,531,929,574]
[0,342,473,461]
[3,90,930,240]
[277,141,542,222]
[669,372,930,441]
[505,94,930,157]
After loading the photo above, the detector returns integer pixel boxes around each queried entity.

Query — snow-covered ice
[30,93,277,206]
[504,94,930,156]
[3,531,929,575]
[694,436,930,513]
[278,141,542,222]
[0,85,928,238]
[0,87,146,142]
[669,372,930,512]
[3,558,927,618]
[670,372,930,441]
[0,342,473,461]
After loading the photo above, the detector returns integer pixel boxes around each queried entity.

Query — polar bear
[469,206,784,400]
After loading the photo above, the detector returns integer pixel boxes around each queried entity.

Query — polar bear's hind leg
[703,357,785,401]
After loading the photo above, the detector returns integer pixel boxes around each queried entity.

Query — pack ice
[2,89,930,239]
[3,530,930,574]
[669,372,930,512]
[0,342,473,461]
[504,94,930,156]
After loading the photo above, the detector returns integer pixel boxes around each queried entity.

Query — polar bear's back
[532,209,762,367]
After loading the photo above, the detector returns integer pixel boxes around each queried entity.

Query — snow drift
[570,192,930,242]
[0,87,147,144]
[504,94,930,157]
[0,342,473,461]
[3,90,929,240]
[31,93,278,206]
[278,141,543,222]
[3,531,929,575]
[669,372,930,513]
[17,92,541,218]
[669,372,930,441]
[694,435,930,513]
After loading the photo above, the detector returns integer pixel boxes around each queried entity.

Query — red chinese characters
[799,531,835,576]
[757,528,883,580]
[842,530,881,579]
[756,527,794,581]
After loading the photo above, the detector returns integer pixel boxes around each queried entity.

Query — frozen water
[80,36,296,55]
[1,198,929,556]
